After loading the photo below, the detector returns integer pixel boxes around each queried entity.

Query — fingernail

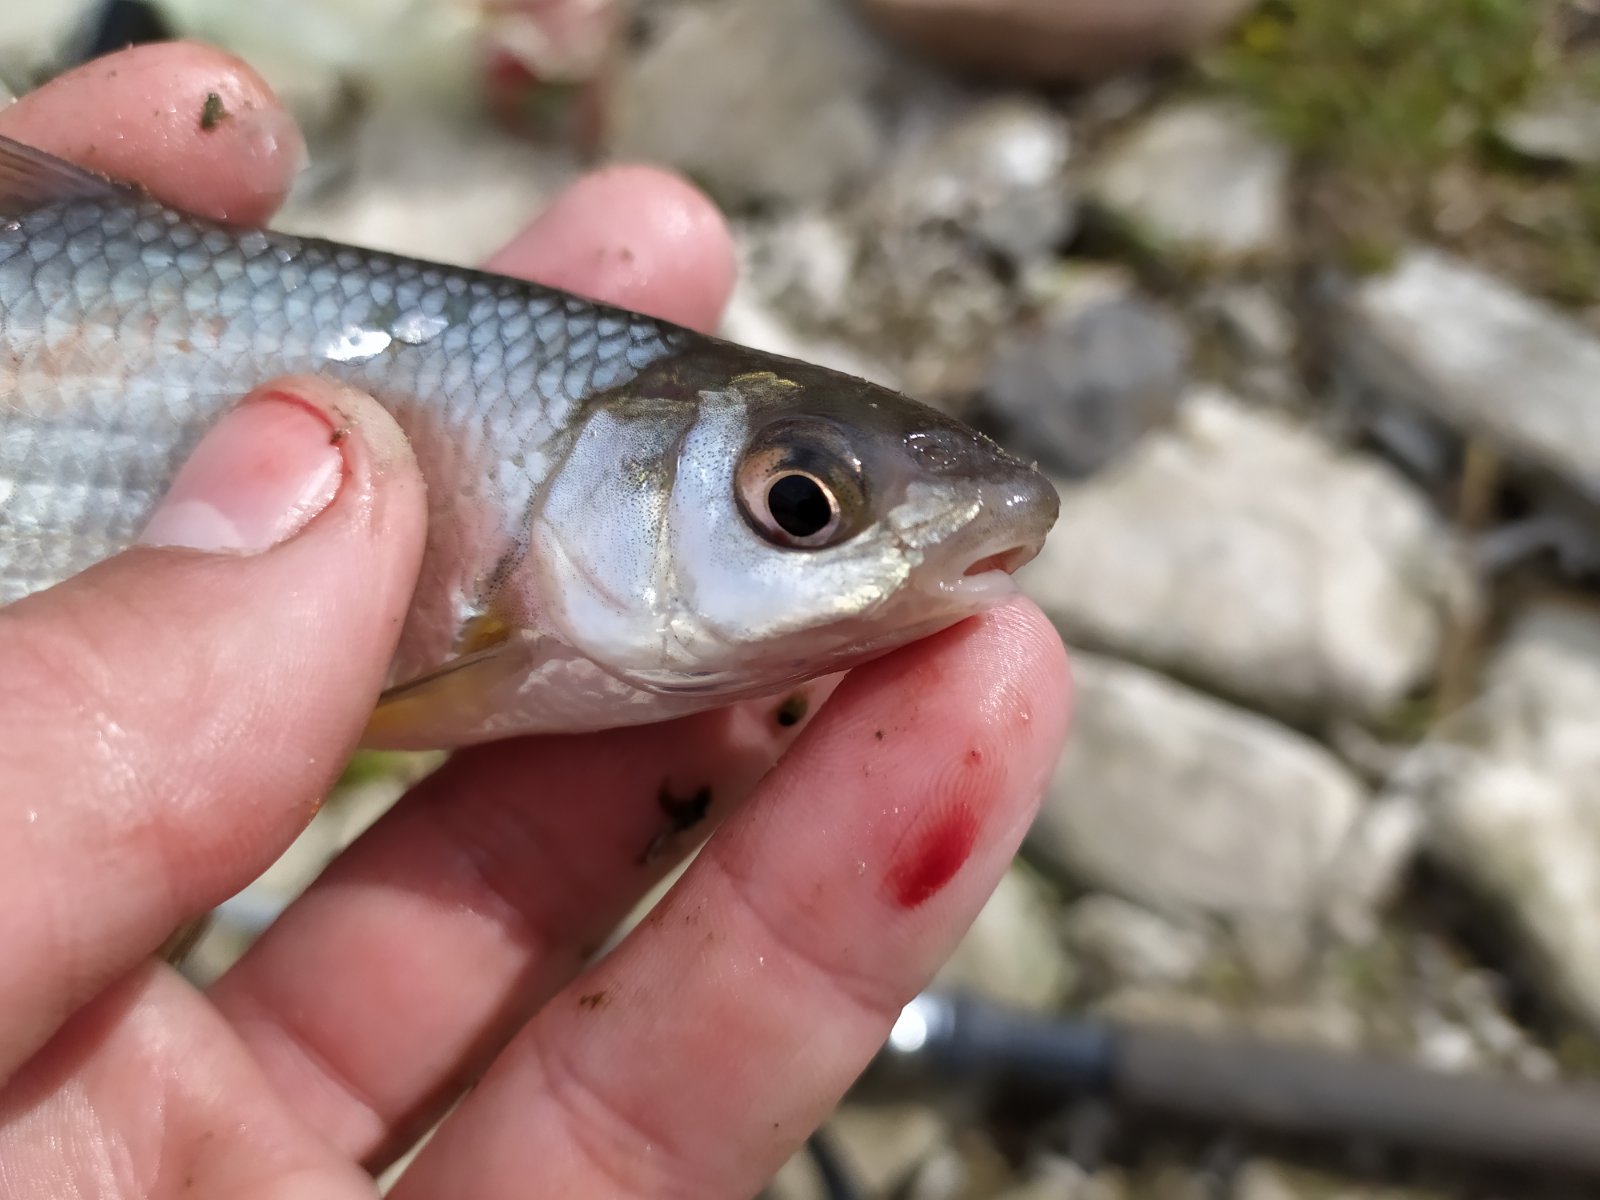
[138,395,344,554]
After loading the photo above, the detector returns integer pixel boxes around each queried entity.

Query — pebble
[613,0,901,208]
[1341,248,1600,502]
[867,96,1077,267]
[935,864,1078,1010]
[1061,894,1210,988]
[982,267,1189,477]
[1019,389,1473,723]
[1088,99,1292,266]
[1419,599,1600,1035]
[1500,81,1600,168]
[1029,652,1366,940]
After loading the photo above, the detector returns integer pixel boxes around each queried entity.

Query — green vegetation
[1205,0,1600,304]
[1211,0,1548,184]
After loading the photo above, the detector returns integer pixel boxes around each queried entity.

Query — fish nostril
[963,545,1032,576]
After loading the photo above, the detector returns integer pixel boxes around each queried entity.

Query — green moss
[1202,0,1600,305]
[1209,0,1548,185]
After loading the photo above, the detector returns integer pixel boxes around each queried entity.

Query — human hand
[0,43,1071,1199]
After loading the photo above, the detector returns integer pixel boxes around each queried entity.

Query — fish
[0,133,1058,748]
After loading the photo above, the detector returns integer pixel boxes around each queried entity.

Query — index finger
[0,41,304,225]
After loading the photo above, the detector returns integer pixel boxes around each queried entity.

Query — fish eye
[736,419,867,550]
[766,471,839,543]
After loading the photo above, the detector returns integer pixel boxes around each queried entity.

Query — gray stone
[1341,248,1600,501]
[826,1106,955,1197]
[1236,1162,1445,1200]
[1415,600,1600,1035]
[983,267,1189,477]
[1062,895,1209,988]
[1030,653,1366,930]
[763,1106,953,1200]
[613,0,901,208]
[1500,82,1600,168]
[1193,282,1304,407]
[868,96,1076,266]
[935,864,1077,1010]
[996,1157,1126,1200]
[278,108,578,265]
[1089,99,1291,265]
[0,1,96,87]
[1320,794,1426,946]
[1095,988,1366,1051]
[1018,389,1473,722]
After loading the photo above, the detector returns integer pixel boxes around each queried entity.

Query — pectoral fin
[363,617,538,749]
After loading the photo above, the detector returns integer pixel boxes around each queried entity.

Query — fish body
[0,135,1058,747]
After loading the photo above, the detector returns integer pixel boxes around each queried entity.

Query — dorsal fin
[0,133,129,217]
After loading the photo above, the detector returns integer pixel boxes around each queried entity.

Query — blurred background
[9,1,1600,1196]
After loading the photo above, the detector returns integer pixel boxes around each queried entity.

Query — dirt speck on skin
[578,990,609,1011]
[775,692,808,727]
[874,729,885,741]
[638,782,713,864]
[199,91,228,132]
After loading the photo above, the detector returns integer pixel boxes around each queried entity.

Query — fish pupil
[768,473,833,539]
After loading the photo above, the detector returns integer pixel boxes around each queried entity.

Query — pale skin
[0,43,1073,1200]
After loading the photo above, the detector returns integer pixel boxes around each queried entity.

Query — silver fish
[0,134,1057,748]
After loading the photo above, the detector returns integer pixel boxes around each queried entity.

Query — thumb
[0,375,426,1077]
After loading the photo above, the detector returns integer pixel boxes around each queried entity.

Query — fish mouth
[963,544,1037,577]
[924,535,1045,607]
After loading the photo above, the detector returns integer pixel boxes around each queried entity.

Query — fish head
[519,344,1058,700]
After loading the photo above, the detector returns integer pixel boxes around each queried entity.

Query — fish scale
[0,191,687,638]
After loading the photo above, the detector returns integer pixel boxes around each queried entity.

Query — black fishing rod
[824,989,1600,1194]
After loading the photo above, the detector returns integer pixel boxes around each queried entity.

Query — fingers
[391,600,1070,1199]
[0,963,373,1200]
[485,165,737,331]
[212,685,831,1166]
[0,377,426,1080]
[0,41,303,224]
[210,168,747,1163]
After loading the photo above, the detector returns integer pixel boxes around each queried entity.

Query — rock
[982,267,1189,477]
[735,97,1073,406]
[1062,895,1210,988]
[1340,248,1600,502]
[1192,282,1304,408]
[857,0,1253,83]
[1088,100,1292,266]
[719,287,900,390]
[997,1157,1126,1200]
[735,211,861,333]
[0,0,96,88]
[1236,1162,1445,1200]
[1500,82,1600,168]
[868,96,1076,267]
[1030,653,1366,936]
[934,864,1077,1010]
[825,1106,954,1197]
[1320,794,1426,946]
[1417,599,1600,1035]
[1094,988,1365,1050]
[1018,389,1473,723]
[277,107,578,265]
[613,0,902,208]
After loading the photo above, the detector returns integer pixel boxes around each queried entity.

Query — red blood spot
[966,747,983,766]
[886,803,980,909]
